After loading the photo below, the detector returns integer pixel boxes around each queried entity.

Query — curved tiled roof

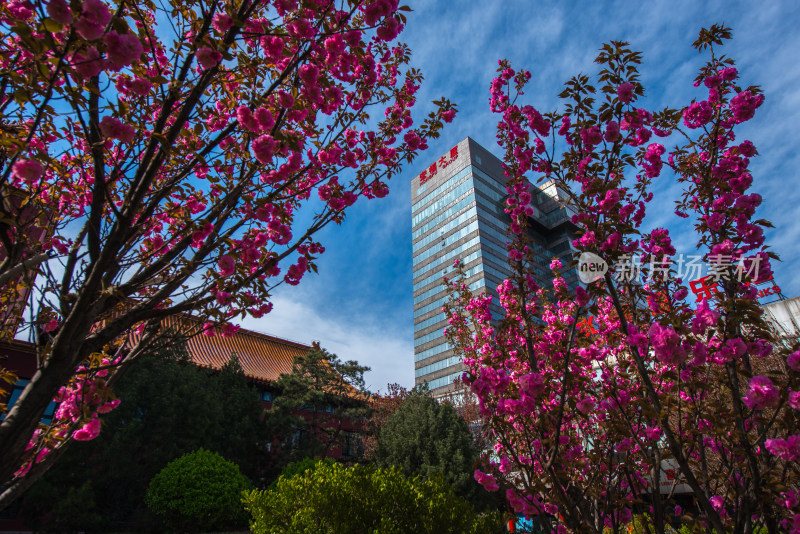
[186,327,311,384]
[154,316,311,384]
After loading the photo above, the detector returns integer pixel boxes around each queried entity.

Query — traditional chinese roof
[144,315,312,385]
[183,326,311,384]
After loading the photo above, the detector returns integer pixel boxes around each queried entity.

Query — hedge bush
[243,460,504,534]
[145,448,251,532]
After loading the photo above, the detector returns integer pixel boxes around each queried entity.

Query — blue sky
[243,0,800,392]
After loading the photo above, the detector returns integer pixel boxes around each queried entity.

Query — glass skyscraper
[411,137,578,396]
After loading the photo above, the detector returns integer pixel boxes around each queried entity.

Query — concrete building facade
[411,137,578,396]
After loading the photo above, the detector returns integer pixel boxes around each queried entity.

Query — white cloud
[241,292,415,393]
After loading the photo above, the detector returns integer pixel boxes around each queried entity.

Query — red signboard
[419,145,458,185]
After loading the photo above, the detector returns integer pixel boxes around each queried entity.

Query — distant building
[763,295,800,343]
[411,137,578,396]
[1,321,364,460]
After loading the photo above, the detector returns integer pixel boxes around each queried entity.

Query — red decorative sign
[689,274,780,301]
[419,145,458,185]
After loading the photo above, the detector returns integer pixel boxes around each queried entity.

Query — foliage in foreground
[146,448,251,533]
[446,24,799,534]
[19,342,267,531]
[243,460,505,534]
[0,0,454,504]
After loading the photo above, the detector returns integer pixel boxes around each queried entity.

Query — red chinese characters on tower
[419,145,459,185]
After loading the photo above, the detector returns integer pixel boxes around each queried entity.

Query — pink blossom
[730,90,764,124]
[579,231,596,247]
[104,31,143,69]
[576,397,595,414]
[96,399,120,413]
[217,254,235,277]
[252,134,276,164]
[215,291,232,306]
[212,12,233,33]
[710,496,725,511]
[788,391,800,411]
[7,0,33,20]
[604,121,620,142]
[574,286,590,307]
[616,438,633,453]
[277,91,294,109]
[47,0,72,25]
[43,319,59,333]
[287,17,314,39]
[648,322,687,365]
[196,47,222,69]
[550,258,562,270]
[376,16,402,41]
[73,418,101,441]
[236,106,260,132]
[742,375,779,410]
[74,0,111,40]
[254,108,275,130]
[580,126,602,147]
[683,100,714,129]
[11,159,44,184]
[787,350,800,371]
[127,77,152,96]
[644,427,662,440]
[474,469,499,492]
[220,323,239,338]
[765,435,800,462]
[441,109,456,123]
[362,0,394,26]
[202,322,216,337]
[518,372,544,397]
[99,116,135,143]
[298,63,319,86]
[691,300,719,335]
[617,82,635,104]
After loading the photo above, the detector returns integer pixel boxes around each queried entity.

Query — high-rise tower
[411,137,577,396]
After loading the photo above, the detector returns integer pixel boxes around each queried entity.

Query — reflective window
[423,370,464,390]
[412,178,475,227]
[415,355,463,377]
[412,236,481,278]
[415,341,452,362]
[412,206,478,252]
[411,166,472,214]
[413,249,482,292]
[412,195,476,240]
[413,329,445,347]
[413,278,485,318]
[412,221,479,265]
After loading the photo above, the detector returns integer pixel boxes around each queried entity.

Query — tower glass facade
[411,137,577,396]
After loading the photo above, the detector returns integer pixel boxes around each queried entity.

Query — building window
[260,390,275,402]
[341,431,363,458]
[2,379,57,424]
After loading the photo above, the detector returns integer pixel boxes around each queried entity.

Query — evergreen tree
[375,389,494,510]
[266,347,371,462]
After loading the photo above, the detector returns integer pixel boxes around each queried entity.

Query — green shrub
[267,456,337,490]
[243,460,504,534]
[145,448,251,532]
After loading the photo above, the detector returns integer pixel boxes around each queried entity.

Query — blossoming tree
[445,26,798,534]
[0,0,454,506]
